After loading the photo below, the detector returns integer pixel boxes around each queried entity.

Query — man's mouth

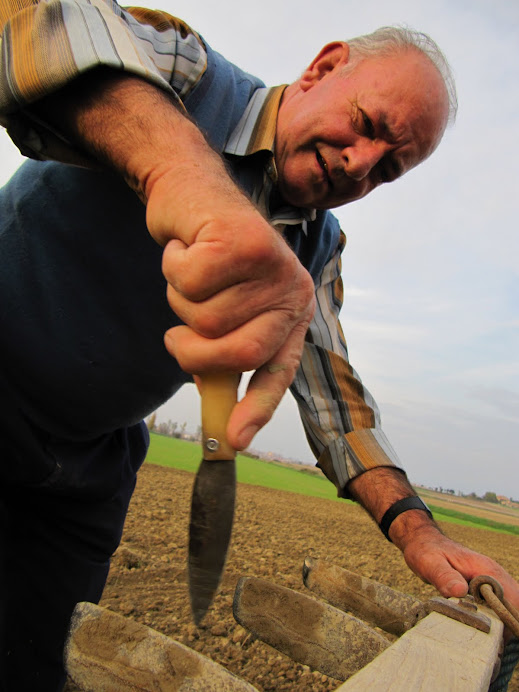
[316,150,333,189]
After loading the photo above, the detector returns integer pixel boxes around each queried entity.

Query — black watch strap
[379,496,433,542]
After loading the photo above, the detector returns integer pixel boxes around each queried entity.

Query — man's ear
[300,42,350,91]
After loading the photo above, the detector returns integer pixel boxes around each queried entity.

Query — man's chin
[275,177,319,209]
[326,185,375,210]
[278,182,371,211]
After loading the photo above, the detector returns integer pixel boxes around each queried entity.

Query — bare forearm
[34,69,188,187]
[350,466,519,616]
[32,68,250,242]
[347,466,439,549]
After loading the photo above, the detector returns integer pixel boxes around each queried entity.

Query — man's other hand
[401,525,519,637]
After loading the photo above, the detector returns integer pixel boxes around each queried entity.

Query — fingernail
[237,425,259,449]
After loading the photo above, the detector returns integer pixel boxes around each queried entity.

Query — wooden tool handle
[200,373,240,460]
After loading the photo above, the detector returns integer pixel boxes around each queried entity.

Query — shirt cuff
[317,428,404,499]
[0,1,178,112]
[0,0,181,163]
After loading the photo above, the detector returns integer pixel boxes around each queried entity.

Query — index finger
[227,320,310,450]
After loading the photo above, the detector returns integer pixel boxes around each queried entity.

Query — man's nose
[342,141,386,181]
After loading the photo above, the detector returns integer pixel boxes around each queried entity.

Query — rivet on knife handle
[200,372,238,459]
[188,372,240,625]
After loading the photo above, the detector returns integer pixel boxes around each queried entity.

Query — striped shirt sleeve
[290,230,403,498]
[0,0,207,162]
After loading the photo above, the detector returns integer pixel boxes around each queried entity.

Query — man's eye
[377,160,400,184]
[379,167,390,183]
[361,110,375,139]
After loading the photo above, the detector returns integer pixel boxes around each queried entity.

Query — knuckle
[172,274,204,301]
[302,291,317,321]
[253,406,275,429]
[161,251,176,285]
[281,355,304,385]
[162,245,207,300]
[252,389,282,427]
[298,269,316,306]
[171,346,205,374]
[285,352,303,377]
[280,265,315,317]
[242,232,278,270]
[236,337,268,371]
[193,311,224,338]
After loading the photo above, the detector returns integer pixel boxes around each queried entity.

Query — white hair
[345,26,458,125]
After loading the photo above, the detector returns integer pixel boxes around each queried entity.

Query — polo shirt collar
[224,86,317,228]
[224,86,285,160]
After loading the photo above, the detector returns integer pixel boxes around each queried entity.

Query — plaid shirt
[0,0,402,495]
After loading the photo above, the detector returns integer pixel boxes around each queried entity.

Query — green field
[146,433,340,502]
[145,433,519,536]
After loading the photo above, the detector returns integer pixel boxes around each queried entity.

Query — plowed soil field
[66,463,519,691]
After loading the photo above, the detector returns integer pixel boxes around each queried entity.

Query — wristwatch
[379,496,433,542]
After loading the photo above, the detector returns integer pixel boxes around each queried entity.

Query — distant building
[496,495,519,509]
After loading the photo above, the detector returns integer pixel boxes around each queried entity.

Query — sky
[0,0,517,497]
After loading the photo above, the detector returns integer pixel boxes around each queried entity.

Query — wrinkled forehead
[361,51,449,155]
[348,49,448,108]
[405,56,450,159]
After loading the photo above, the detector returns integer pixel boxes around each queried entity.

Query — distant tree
[483,491,498,504]
[170,421,185,439]
[156,420,178,437]
[156,421,169,435]
[146,412,157,431]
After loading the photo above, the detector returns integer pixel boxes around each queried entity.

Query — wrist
[379,496,433,542]
[144,155,264,248]
[384,503,439,550]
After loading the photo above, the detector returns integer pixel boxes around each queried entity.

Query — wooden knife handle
[200,373,240,460]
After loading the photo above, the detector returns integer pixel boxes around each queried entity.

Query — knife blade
[188,372,239,625]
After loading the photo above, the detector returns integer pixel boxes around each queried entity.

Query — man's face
[274,45,449,209]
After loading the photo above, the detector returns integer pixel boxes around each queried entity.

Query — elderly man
[0,2,517,689]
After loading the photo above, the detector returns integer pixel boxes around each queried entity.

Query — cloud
[467,386,519,420]
[380,397,519,496]
[0,0,517,498]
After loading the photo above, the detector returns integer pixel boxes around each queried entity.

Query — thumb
[437,572,469,599]
[404,541,469,598]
